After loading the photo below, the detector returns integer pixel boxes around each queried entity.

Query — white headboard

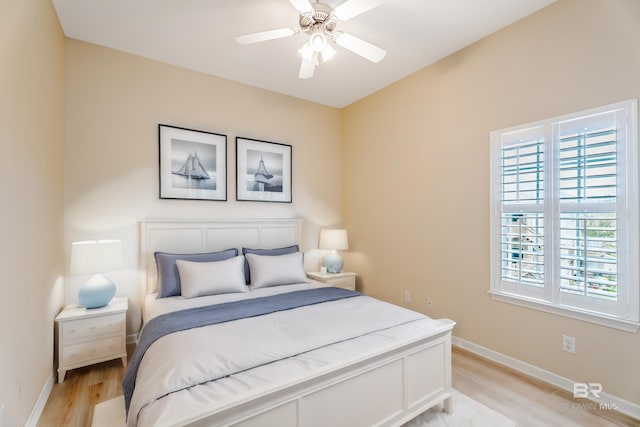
[140,219,303,294]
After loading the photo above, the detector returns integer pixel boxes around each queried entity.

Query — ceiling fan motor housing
[300,3,337,32]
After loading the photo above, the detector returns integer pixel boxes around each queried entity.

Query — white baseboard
[127,333,138,344]
[452,336,640,421]
[25,372,54,427]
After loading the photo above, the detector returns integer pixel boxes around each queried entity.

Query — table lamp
[70,240,123,308]
[318,229,348,274]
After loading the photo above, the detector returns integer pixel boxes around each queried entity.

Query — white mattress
[133,284,446,426]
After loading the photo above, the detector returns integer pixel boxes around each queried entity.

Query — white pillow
[176,255,248,298]
[246,252,308,289]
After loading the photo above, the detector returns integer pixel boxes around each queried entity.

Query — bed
[126,219,455,426]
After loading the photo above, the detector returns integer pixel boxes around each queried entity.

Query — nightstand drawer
[324,277,354,289]
[62,336,124,365]
[307,272,357,291]
[61,312,124,341]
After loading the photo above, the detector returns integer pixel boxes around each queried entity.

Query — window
[490,100,639,332]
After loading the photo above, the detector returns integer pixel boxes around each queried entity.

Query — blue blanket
[122,287,360,414]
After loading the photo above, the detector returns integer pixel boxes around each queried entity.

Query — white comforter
[130,284,442,426]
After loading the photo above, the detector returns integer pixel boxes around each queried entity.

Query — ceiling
[52,0,555,108]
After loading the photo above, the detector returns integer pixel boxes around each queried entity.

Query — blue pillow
[155,249,238,298]
[242,245,299,284]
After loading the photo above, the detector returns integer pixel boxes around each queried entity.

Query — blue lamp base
[78,274,116,309]
[323,250,344,274]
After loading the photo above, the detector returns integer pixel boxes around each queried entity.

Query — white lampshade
[70,240,124,275]
[319,229,349,251]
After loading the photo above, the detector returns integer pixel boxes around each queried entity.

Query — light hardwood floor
[38,345,639,426]
[453,347,639,427]
[37,344,134,427]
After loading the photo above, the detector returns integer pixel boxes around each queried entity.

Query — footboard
[183,319,455,427]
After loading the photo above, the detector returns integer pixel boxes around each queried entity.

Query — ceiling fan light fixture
[321,44,336,62]
[298,42,315,62]
[309,31,327,53]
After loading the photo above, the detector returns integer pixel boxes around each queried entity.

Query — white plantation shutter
[556,116,621,316]
[500,137,545,205]
[498,131,546,297]
[500,212,544,287]
[490,100,639,331]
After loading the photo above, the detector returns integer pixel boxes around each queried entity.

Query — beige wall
[342,0,640,405]
[0,0,66,424]
[64,39,343,335]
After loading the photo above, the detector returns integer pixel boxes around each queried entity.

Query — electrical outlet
[562,335,576,354]
[426,298,434,308]
[404,291,411,303]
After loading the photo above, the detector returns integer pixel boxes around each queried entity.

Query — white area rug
[92,396,125,427]
[92,390,516,426]
[402,390,516,426]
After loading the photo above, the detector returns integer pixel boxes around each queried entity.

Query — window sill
[488,290,639,333]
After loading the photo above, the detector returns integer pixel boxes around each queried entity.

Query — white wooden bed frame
[139,219,455,427]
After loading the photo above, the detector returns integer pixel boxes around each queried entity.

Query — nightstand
[307,271,357,291]
[55,297,128,383]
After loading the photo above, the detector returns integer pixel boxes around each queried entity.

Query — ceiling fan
[236,0,386,79]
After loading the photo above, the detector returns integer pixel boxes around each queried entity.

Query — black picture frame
[159,124,227,201]
[236,137,292,203]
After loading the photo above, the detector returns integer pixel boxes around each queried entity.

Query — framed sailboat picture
[159,124,227,201]
[236,137,292,203]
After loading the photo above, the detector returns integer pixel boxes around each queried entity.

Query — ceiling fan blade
[335,32,386,63]
[333,0,384,21]
[289,0,314,15]
[236,27,296,45]
[298,53,318,79]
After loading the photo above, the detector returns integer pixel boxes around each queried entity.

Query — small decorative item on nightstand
[55,297,128,383]
[307,271,357,291]
[318,229,348,273]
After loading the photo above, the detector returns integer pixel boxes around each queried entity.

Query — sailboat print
[173,150,210,180]
[253,156,273,191]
